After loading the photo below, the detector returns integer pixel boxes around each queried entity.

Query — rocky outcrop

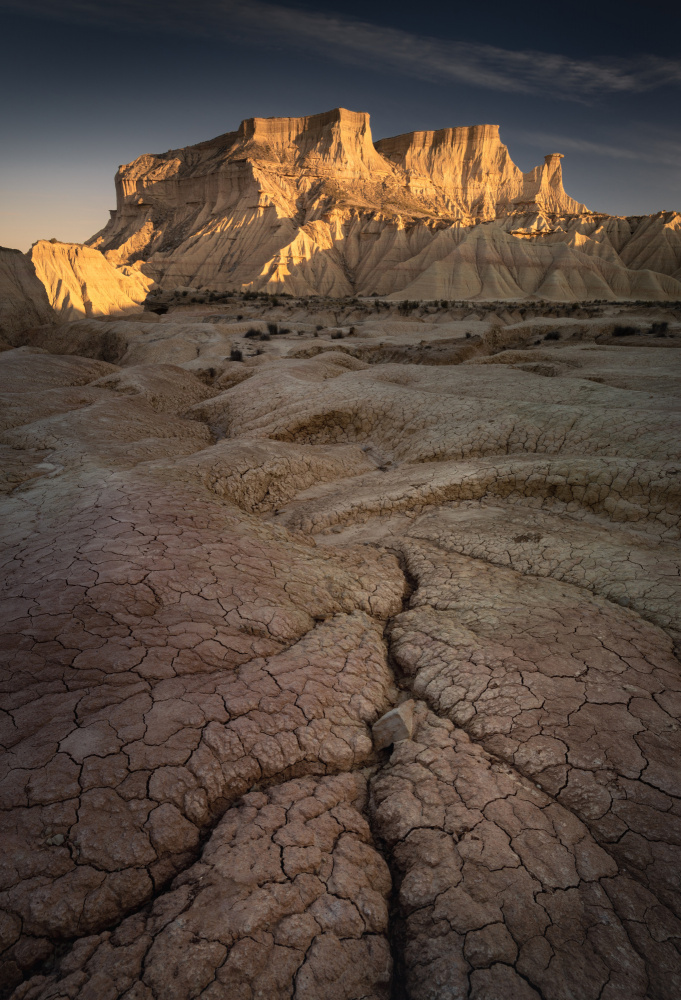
[28,240,154,319]
[374,127,586,219]
[0,248,54,344]
[70,106,679,302]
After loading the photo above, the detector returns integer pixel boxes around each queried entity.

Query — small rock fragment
[372,700,414,749]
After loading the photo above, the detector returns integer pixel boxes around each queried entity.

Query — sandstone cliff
[26,107,681,305]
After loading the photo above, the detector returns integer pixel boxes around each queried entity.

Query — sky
[1,0,679,252]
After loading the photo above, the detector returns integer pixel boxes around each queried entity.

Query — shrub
[544,331,561,341]
[465,332,471,339]
[230,348,243,361]
[398,300,419,314]
[267,322,279,336]
[331,331,344,340]
[244,328,261,339]
[259,333,271,341]
[651,321,669,336]
[612,325,637,337]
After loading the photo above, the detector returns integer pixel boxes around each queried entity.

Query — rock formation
[2,98,681,998]
[22,107,678,310]
[28,241,154,320]
[0,248,54,345]
[67,108,681,301]
[1,295,681,997]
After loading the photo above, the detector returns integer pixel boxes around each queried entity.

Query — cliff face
[25,106,677,304]
[373,125,585,219]
[0,246,55,343]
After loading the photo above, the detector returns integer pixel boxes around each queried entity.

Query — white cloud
[4,0,681,101]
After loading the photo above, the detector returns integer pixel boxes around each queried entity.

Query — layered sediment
[22,107,680,313]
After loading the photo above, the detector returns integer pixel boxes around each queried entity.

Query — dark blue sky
[1,0,679,250]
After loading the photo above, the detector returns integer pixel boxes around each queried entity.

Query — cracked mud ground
[1,323,680,999]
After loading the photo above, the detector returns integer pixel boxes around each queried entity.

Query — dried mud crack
[1,311,681,999]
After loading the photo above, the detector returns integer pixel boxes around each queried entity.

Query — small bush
[278,327,290,335]
[316,325,323,331]
[259,333,271,341]
[651,321,669,336]
[236,314,243,320]
[230,348,243,361]
[398,300,419,315]
[544,331,561,341]
[612,325,638,337]
[267,322,279,336]
[244,328,261,339]
[331,331,344,340]
[465,332,471,339]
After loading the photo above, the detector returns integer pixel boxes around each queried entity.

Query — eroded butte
[1,108,681,1000]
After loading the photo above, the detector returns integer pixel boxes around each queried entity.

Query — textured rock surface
[1,305,681,997]
[19,107,679,305]
[10,773,392,1000]
[28,241,154,319]
[0,250,54,343]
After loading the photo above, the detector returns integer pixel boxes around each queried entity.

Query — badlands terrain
[1,107,681,1000]
[11,107,681,313]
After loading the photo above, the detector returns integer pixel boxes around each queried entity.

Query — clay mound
[29,240,154,319]
[0,249,54,342]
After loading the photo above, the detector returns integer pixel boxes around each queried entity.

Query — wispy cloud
[4,0,681,101]
[510,129,681,166]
